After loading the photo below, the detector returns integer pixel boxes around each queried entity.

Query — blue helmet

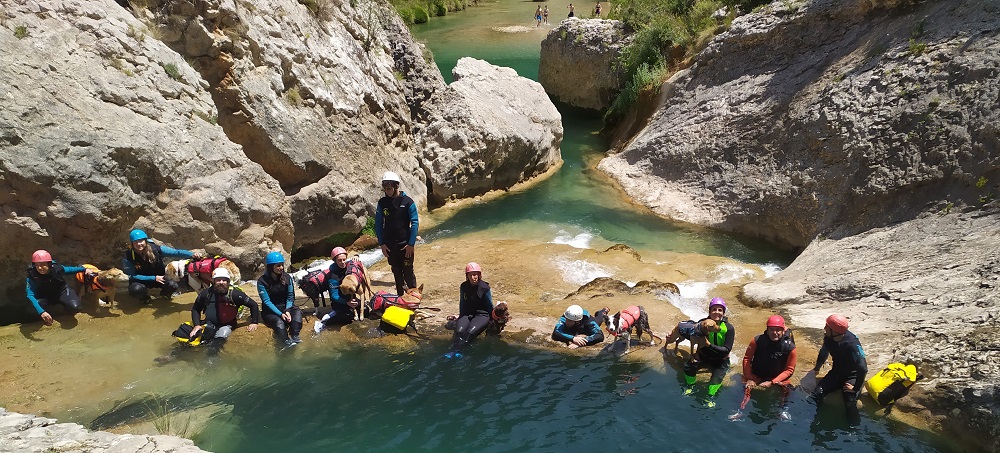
[129,229,148,242]
[265,251,284,265]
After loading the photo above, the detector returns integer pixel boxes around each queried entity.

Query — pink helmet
[465,262,482,274]
[31,250,52,263]
[766,315,786,328]
[826,314,849,334]
[709,297,727,312]
[330,247,348,259]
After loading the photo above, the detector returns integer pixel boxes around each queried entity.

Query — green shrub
[398,6,416,23]
[14,25,27,39]
[412,5,429,23]
[361,216,376,237]
[162,63,181,80]
[431,0,447,16]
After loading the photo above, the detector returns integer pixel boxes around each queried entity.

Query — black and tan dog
[603,305,658,356]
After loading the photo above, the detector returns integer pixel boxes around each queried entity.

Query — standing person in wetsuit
[25,250,92,326]
[552,305,606,348]
[188,268,260,351]
[736,315,797,420]
[316,247,361,330]
[444,263,492,358]
[257,251,302,346]
[374,171,419,296]
[122,229,202,303]
[682,297,735,407]
[809,314,868,426]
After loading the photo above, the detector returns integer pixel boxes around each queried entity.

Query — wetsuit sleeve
[327,271,347,306]
[773,347,797,384]
[160,245,194,259]
[284,283,294,310]
[258,280,282,316]
[191,293,206,326]
[742,338,758,382]
[25,278,44,315]
[407,202,419,246]
[122,253,155,282]
[813,341,830,372]
[708,322,735,355]
[62,265,86,274]
[241,294,261,324]
[374,200,385,245]
[583,319,604,345]
[552,317,573,342]
[851,344,868,389]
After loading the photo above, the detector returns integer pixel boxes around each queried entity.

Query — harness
[185,257,229,285]
[368,290,421,313]
[345,260,365,283]
[75,264,107,291]
[608,305,641,337]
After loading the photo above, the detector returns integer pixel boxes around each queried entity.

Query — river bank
[0,232,964,451]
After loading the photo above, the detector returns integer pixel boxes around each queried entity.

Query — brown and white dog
[70,264,123,309]
[338,256,373,302]
[603,305,658,356]
[165,257,241,292]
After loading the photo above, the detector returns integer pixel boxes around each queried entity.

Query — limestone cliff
[597,0,999,449]
[538,18,630,110]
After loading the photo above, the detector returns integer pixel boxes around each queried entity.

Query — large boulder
[0,0,293,320]
[416,58,563,205]
[135,0,426,245]
[598,0,1000,449]
[539,18,631,110]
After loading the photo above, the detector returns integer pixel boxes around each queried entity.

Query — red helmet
[465,262,482,274]
[330,247,348,259]
[766,315,786,328]
[31,250,52,263]
[826,314,849,334]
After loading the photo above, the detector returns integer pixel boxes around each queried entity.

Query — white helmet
[212,267,232,281]
[382,171,401,184]
[564,305,584,321]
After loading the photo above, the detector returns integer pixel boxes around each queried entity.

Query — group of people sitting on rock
[551,298,868,425]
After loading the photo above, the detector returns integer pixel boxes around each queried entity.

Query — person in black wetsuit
[374,171,419,296]
[444,262,492,358]
[809,314,868,426]
[25,249,91,326]
[682,297,735,407]
[551,305,606,348]
[188,268,260,352]
[257,251,302,346]
[316,247,361,330]
[733,314,797,420]
[121,229,202,303]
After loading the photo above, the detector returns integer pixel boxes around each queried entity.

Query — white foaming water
[757,262,783,278]
[673,281,712,321]
[552,257,611,286]
[712,263,757,284]
[549,230,593,249]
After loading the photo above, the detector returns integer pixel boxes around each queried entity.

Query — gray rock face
[0,0,293,293]
[139,0,426,244]
[417,58,563,204]
[539,18,630,110]
[0,408,208,452]
[600,0,1000,248]
[598,0,1000,448]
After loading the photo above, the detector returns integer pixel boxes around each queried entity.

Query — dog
[70,264,123,309]
[664,319,719,355]
[603,305,657,356]
[363,285,425,320]
[298,267,331,312]
[339,256,373,302]
[485,301,511,336]
[164,257,241,292]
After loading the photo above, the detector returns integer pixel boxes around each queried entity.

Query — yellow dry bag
[865,362,920,406]
[381,305,414,331]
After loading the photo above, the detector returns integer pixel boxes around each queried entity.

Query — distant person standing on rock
[375,171,419,296]
[567,3,575,17]
[535,5,543,27]
[122,229,202,303]
[25,250,92,326]
[808,314,868,426]
[543,5,549,24]
[593,1,602,17]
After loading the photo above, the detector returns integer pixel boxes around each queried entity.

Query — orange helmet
[825,314,849,334]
